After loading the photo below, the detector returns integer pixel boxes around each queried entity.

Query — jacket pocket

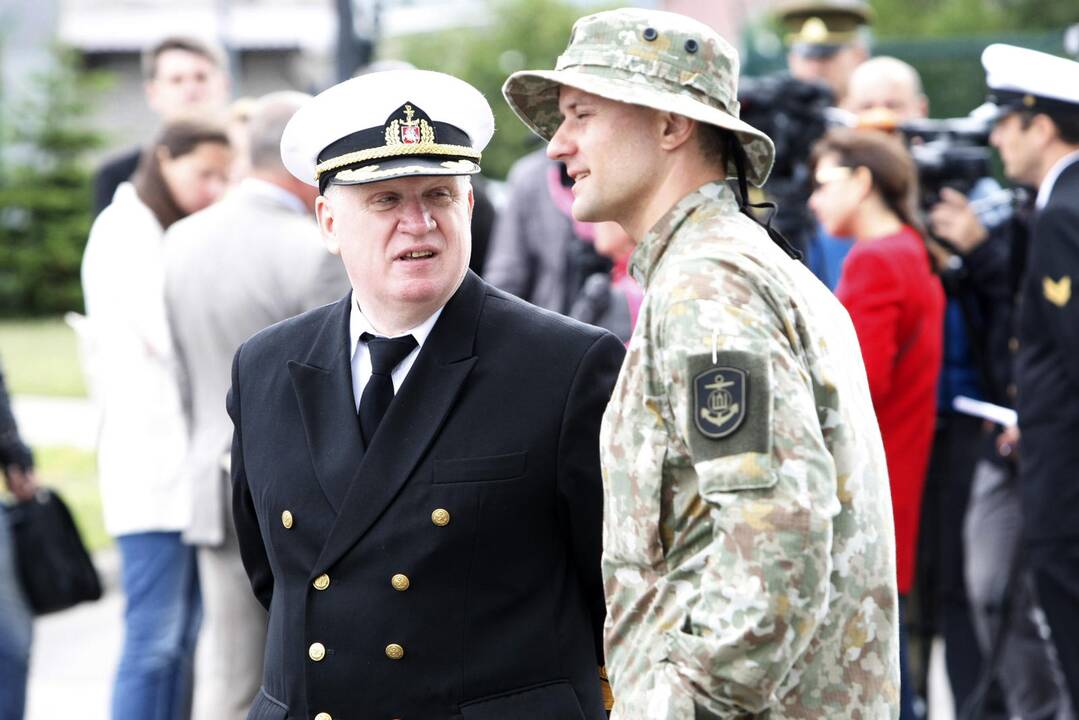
[434,451,527,484]
[246,688,288,720]
[460,680,585,719]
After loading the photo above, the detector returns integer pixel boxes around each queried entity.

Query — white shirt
[348,293,443,411]
[1036,149,1079,210]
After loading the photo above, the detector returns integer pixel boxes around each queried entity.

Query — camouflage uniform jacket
[600,182,900,719]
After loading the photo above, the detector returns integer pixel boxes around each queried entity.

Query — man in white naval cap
[980,43,1079,711]
[226,69,624,720]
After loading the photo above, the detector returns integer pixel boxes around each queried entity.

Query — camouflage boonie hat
[502,8,775,187]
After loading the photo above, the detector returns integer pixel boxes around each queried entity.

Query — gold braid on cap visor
[314,143,482,182]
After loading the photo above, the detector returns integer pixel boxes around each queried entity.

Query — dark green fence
[743,30,1067,120]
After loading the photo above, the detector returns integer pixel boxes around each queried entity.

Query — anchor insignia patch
[694,367,748,439]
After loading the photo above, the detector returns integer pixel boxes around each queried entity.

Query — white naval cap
[981,43,1079,119]
[280,69,495,192]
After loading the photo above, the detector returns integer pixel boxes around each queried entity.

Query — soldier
[775,0,873,107]
[504,8,899,718]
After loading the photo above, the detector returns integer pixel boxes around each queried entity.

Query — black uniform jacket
[228,271,625,720]
[1016,158,1079,542]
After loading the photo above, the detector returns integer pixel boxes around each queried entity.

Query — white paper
[952,395,1018,427]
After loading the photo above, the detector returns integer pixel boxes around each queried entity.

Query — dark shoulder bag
[7,488,102,615]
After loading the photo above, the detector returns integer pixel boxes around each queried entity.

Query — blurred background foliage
[389,0,609,180]
[0,48,104,317]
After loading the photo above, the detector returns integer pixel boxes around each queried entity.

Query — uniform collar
[1036,148,1079,210]
[628,181,739,289]
[348,292,444,359]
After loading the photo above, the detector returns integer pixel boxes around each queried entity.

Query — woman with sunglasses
[809,127,945,720]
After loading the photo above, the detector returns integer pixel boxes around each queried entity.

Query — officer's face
[990,112,1042,187]
[788,44,866,104]
[146,49,229,121]
[157,140,232,216]
[547,87,663,229]
[315,175,474,331]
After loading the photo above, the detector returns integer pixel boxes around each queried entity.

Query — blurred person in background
[81,119,231,720]
[809,127,944,720]
[775,0,872,109]
[848,55,1008,715]
[225,97,258,184]
[163,91,351,720]
[484,147,610,314]
[92,36,231,217]
[772,0,872,287]
[976,44,1079,713]
[0,358,37,720]
[568,221,642,343]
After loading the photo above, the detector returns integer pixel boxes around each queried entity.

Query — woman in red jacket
[810,127,944,719]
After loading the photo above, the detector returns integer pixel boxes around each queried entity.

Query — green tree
[390,0,608,179]
[0,48,104,316]
[871,0,1077,38]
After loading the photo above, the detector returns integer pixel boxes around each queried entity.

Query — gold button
[314,714,332,720]
[281,510,294,529]
[308,642,326,662]
[313,573,330,591]
[391,573,410,591]
[385,643,405,660]
[1007,383,1018,400]
[431,508,450,526]
[1009,337,1020,352]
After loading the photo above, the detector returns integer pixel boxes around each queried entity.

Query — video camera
[898,116,995,211]
[737,72,835,255]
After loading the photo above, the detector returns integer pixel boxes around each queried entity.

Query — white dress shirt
[1036,149,1079,210]
[348,293,443,411]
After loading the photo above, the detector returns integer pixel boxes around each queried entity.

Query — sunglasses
[812,165,854,190]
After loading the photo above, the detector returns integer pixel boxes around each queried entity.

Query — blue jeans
[112,532,201,720]
[0,506,33,720]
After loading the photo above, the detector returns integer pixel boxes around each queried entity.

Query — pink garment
[547,164,595,242]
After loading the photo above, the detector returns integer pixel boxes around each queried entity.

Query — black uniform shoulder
[238,295,348,366]
[481,282,612,351]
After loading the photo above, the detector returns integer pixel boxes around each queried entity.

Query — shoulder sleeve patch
[686,350,771,463]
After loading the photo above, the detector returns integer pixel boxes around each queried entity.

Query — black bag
[7,488,102,614]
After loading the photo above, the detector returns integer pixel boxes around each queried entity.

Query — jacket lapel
[288,294,364,511]
[313,272,485,576]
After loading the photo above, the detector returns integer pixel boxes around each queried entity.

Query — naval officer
[227,69,624,720]
[981,43,1079,711]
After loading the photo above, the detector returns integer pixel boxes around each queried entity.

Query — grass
[0,317,87,397]
[30,446,111,554]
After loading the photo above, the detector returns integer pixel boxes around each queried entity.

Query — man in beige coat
[164,91,351,720]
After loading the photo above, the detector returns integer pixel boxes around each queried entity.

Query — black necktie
[359,332,418,445]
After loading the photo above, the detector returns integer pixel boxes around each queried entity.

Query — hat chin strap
[725,135,803,262]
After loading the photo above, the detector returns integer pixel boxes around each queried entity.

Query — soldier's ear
[315,192,341,256]
[657,112,696,152]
